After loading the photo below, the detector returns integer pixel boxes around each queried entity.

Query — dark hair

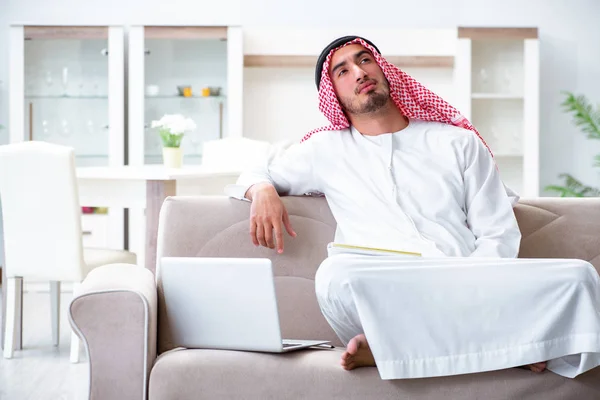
[315,36,382,90]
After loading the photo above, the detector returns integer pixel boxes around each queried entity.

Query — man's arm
[463,134,522,258]
[224,138,322,253]
[225,139,321,201]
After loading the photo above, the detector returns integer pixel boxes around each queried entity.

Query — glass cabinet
[128,25,243,166]
[9,25,125,167]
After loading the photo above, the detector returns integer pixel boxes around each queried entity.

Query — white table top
[76,165,242,181]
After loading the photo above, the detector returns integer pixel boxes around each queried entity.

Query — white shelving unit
[8,25,126,250]
[454,27,540,197]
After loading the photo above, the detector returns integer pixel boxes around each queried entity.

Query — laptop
[159,257,332,353]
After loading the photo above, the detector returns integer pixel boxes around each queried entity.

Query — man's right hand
[246,183,296,254]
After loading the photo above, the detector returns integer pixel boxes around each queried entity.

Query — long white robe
[225,119,600,379]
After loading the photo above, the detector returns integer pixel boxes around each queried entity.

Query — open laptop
[160,257,332,353]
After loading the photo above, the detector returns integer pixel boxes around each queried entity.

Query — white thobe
[226,118,600,379]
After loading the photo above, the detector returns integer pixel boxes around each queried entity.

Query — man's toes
[343,361,355,370]
[529,364,545,373]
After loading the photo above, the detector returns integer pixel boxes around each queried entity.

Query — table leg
[145,180,176,275]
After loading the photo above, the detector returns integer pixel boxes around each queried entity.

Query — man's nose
[351,64,368,82]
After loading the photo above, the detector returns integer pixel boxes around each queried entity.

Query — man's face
[329,44,390,115]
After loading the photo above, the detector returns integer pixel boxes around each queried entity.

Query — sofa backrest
[155,196,600,354]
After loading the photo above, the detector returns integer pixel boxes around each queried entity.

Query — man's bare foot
[527,362,547,373]
[340,334,376,371]
[520,362,547,373]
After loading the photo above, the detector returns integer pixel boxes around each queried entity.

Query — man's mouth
[357,81,377,94]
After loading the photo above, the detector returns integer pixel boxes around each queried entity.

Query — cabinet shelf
[144,154,202,158]
[145,95,225,100]
[471,93,523,100]
[493,153,523,158]
[25,95,109,100]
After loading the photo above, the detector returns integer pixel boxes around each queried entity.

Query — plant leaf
[544,185,583,197]
[561,91,600,140]
[545,173,600,197]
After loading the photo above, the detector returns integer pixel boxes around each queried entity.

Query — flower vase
[162,147,183,168]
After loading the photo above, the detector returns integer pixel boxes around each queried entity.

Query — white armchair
[0,141,136,362]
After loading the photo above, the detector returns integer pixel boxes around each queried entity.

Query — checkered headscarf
[302,37,492,157]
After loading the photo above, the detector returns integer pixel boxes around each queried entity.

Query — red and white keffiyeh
[302,38,493,158]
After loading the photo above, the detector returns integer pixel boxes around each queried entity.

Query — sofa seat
[148,347,600,400]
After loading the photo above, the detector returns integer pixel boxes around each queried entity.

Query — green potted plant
[151,114,197,168]
[545,92,600,197]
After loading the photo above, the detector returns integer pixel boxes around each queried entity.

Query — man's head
[315,36,391,116]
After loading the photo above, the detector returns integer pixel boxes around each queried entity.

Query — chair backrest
[0,141,85,281]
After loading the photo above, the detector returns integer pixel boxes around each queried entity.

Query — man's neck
[347,101,409,136]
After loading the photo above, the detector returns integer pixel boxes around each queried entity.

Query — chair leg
[15,277,23,351]
[70,282,82,364]
[3,277,17,358]
[50,281,61,347]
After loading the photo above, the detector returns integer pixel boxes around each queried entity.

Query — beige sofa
[69,196,600,400]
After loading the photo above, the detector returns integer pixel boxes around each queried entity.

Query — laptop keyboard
[282,343,301,348]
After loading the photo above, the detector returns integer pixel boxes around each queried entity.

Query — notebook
[327,242,422,257]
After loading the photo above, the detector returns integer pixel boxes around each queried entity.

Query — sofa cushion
[149,348,600,400]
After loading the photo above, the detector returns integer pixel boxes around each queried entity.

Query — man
[226,36,600,380]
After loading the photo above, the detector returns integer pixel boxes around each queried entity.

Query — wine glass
[478,68,489,93]
[503,69,513,95]
[61,67,69,97]
[511,130,521,154]
[86,119,95,135]
[44,71,53,96]
[60,119,70,137]
[91,69,99,97]
[41,119,51,138]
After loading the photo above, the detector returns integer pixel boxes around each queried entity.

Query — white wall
[1,0,600,194]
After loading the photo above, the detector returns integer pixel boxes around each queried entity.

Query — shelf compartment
[471,39,524,95]
[471,98,523,156]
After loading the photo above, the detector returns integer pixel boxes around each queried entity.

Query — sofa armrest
[69,264,157,400]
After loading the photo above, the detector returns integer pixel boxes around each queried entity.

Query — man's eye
[339,70,347,77]
[361,58,370,64]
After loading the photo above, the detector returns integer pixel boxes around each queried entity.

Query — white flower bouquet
[151,114,197,148]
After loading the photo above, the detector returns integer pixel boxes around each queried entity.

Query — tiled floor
[0,290,88,400]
